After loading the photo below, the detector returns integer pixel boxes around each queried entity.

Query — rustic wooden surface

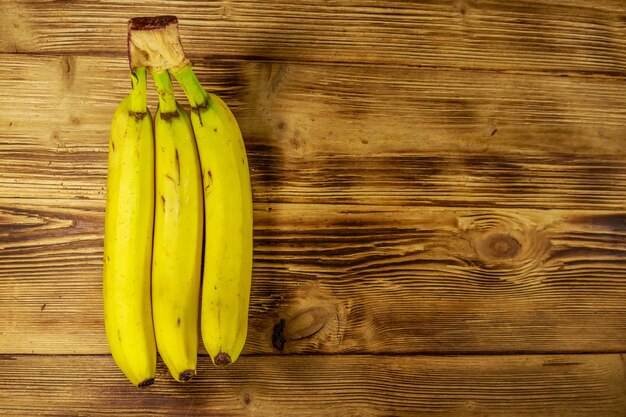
[1,0,626,415]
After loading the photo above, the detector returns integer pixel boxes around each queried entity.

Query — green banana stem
[129,67,148,114]
[171,65,210,109]
[151,69,178,114]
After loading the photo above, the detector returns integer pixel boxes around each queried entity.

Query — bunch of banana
[103,16,252,386]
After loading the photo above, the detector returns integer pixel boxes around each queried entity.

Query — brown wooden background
[1,0,626,415]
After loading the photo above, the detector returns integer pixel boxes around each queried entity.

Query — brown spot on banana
[174,148,180,181]
[159,111,178,122]
[204,170,213,194]
[129,111,147,121]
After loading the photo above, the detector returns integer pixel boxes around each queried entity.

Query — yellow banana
[150,69,203,381]
[103,67,156,387]
[172,65,253,366]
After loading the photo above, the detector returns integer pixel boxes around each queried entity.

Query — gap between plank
[2,350,626,358]
[1,52,625,80]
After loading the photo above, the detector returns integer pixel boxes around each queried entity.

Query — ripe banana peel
[172,65,253,366]
[103,67,156,387]
[150,69,203,381]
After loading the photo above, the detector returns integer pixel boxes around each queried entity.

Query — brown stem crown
[128,16,190,71]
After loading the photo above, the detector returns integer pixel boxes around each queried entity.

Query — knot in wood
[273,307,331,351]
[481,233,521,260]
[283,306,330,341]
[272,285,346,352]
[460,213,553,283]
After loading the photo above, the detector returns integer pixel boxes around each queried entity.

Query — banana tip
[138,377,155,388]
[179,370,195,382]
[214,353,231,367]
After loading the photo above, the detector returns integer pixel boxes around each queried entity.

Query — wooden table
[1,1,626,415]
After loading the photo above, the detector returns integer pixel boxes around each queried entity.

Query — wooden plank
[0,354,624,416]
[1,0,625,73]
[3,54,624,151]
[3,146,626,210]
[2,199,626,354]
[1,55,625,209]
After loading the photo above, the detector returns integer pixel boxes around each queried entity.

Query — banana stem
[151,69,178,114]
[171,65,210,109]
[129,67,148,114]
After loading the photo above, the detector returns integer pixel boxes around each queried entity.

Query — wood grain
[1,50,625,355]
[2,198,626,354]
[4,147,626,210]
[1,55,625,209]
[1,1,625,413]
[1,0,625,74]
[0,354,624,416]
